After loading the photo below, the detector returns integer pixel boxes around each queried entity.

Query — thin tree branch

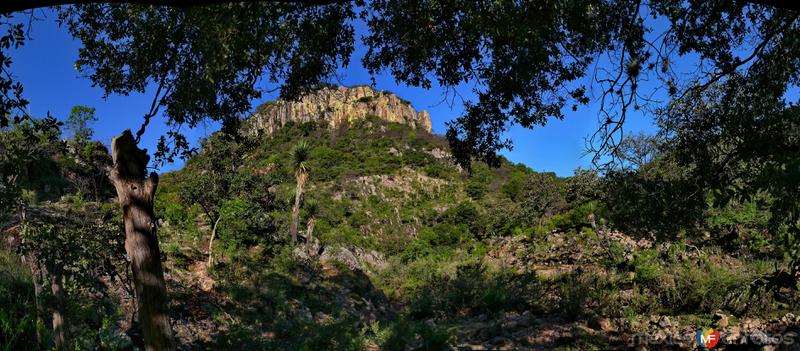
[676,13,799,103]
[135,74,168,143]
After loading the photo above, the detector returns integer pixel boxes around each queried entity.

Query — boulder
[712,312,729,328]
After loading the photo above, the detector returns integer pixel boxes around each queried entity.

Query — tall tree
[61,106,113,200]
[518,172,567,226]
[3,116,125,350]
[110,130,174,350]
[0,117,62,345]
[55,4,355,349]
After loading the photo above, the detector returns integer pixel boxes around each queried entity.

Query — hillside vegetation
[2,89,799,350]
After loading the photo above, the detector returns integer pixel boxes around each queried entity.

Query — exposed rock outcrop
[243,86,433,136]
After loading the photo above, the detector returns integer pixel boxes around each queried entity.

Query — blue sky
[8,9,661,176]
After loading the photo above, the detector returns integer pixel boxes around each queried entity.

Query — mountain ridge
[242,85,433,137]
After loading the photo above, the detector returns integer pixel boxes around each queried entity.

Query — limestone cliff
[243,86,433,136]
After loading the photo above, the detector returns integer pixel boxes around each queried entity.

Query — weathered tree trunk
[290,170,307,244]
[19,207,46,347]
[48,264,69,351]
[26,256,45,346]
[305,217,316,255]
[110,130,175,351]
[207,216,221,268]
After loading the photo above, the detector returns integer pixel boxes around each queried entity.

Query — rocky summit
[243,85,432,136]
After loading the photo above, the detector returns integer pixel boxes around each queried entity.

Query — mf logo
[697,328,720,349]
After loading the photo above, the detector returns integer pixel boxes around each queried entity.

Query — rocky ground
[160,229,800,350]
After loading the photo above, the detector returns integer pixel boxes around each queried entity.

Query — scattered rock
[657,316,672,329]
[723,326,742,344]
[489,336,510,346]
[712,312,729,328]
[502,320,518,330]
[428,148,450,159]
[320,246,360,270]
[589,317,615,332]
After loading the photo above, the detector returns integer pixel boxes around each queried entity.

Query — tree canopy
[0,1,796,169]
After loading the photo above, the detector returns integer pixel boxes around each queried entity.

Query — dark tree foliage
[664,76,800,253]
[0,117,63,217]
[518,172,567,224]
[58,1,357,162]
[564,168,602,206]
[178,135,243,221]
[0,1,795,170]
[363,0,617,167]
[1,112,113,212]
[0,16,27,128]
[21,201,128,295]
[363,0,799,169]
[604,154,704,238]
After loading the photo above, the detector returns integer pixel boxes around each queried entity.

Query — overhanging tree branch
[0,0,344,15]
[676,13,799,104]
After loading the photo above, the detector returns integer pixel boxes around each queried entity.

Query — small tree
[19,198,127,351]
[519,172,566,227]
[64,105,97,145]
[179,135,242,267]
[180,173,224,268]
[61,106,113,201]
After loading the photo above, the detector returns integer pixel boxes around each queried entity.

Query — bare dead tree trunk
[25,256,45,346]
[48,264,69,351]
[305,217,316,255]
[290,169,307,244]
[207,216,221,268]
[110,130,175,351]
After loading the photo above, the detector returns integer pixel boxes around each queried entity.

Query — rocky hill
[242,85,432,136]
[2,86,797,350]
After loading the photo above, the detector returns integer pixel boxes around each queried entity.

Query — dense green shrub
[632,249,661,287]
[0,250,37,350]
[548,200,608,231]
[408,262,540,319]
[480,196,522,238]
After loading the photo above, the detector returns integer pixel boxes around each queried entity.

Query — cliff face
[243,86,433,136]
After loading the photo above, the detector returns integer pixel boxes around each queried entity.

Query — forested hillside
[3,87,800,350]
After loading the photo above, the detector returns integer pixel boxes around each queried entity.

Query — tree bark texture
[305,217,315,255]
[110,130,175,351]
[290,169,307,244]
[25,256,45,346]
[47,264,69,351]
[207,216,221,268]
